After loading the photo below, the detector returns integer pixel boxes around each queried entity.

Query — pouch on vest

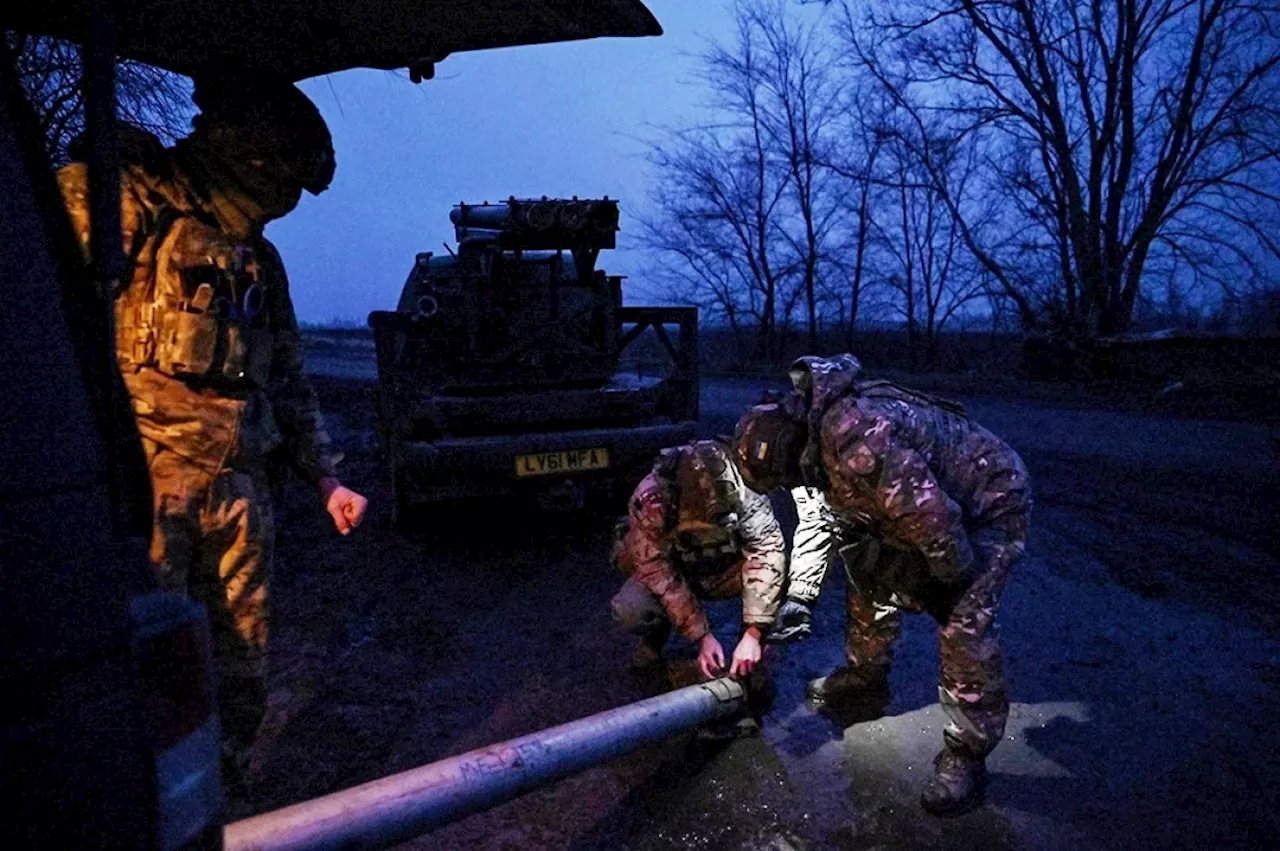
[155,308,219,377]
[151,217,272,386]
[218,324,274,387]
[673,523,740,576]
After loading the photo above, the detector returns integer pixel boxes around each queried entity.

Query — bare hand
[697,633,726,680]
[320,478,368,535]
[729,629,762,677]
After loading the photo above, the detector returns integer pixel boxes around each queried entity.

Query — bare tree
[6,33,192,166]
[817,77,894,348]
[636,105,793,362]
[746,0,849,350]
[838,117,883,346]
[827,0,1280,339]
[873,132,988,366]
[638,0,852,364]
[635,128,781,362]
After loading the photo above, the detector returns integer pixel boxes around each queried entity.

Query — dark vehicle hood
[13,1,662,81]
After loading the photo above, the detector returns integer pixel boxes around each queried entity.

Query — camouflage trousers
[843,517,1028,758]
[143,439,274,759]
[611,564,743,648]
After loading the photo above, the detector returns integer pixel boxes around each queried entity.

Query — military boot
[804,665,890,723]
[919,739,988,816]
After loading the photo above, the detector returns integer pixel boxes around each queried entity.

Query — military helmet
[732,392,808,493]
[655,440,740,530]
[190,74,335,195]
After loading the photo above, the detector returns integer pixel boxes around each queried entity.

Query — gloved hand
[765,599,813,644]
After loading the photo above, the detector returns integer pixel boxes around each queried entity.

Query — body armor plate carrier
[122,213,272,389]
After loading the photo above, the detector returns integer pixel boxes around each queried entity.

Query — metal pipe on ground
[224,677,747,851]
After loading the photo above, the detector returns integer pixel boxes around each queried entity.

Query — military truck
[368,196,698,522]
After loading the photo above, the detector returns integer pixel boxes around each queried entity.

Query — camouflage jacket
[790,355,1031,587]
[616,443,786,642]
[56,133,341,482]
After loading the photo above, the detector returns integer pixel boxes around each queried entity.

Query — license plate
[515,447,610,477]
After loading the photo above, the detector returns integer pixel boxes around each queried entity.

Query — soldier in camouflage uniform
[610,439,786,682]
[57,75,368,791]
[731,354,1032,816]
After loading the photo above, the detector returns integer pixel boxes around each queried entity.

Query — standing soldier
[57,75,368,798]
[731,354,1032,816]
[609,439,786,684]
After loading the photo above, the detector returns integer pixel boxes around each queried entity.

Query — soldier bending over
[732,354,1032,816]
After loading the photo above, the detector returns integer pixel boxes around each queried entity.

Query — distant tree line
[637,0,1280,368]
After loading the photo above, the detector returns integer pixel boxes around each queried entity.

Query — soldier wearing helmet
[732,354,1032,817]
[609,439,787,683]
[57,74,367,803]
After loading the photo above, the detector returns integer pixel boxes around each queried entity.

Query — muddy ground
[240,340,1280,850]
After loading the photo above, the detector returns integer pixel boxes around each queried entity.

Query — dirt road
[244,342,1279,850]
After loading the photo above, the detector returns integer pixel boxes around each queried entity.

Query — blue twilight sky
[264,0,750,325]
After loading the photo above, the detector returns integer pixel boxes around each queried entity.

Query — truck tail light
[129,594,224,849]
[130,595,218,754]
[135,620,215,752]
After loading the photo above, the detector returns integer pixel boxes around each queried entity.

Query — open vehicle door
[1,4,660,849]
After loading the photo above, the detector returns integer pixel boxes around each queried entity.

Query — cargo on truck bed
[368,196,698,522]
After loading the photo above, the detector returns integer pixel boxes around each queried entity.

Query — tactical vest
[117,210,273,389]
[671,522,742,576]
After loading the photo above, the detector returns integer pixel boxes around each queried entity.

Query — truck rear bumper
[396,421,698,501]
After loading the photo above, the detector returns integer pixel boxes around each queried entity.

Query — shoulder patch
[629,476,670,526]
[632,487,665,512]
